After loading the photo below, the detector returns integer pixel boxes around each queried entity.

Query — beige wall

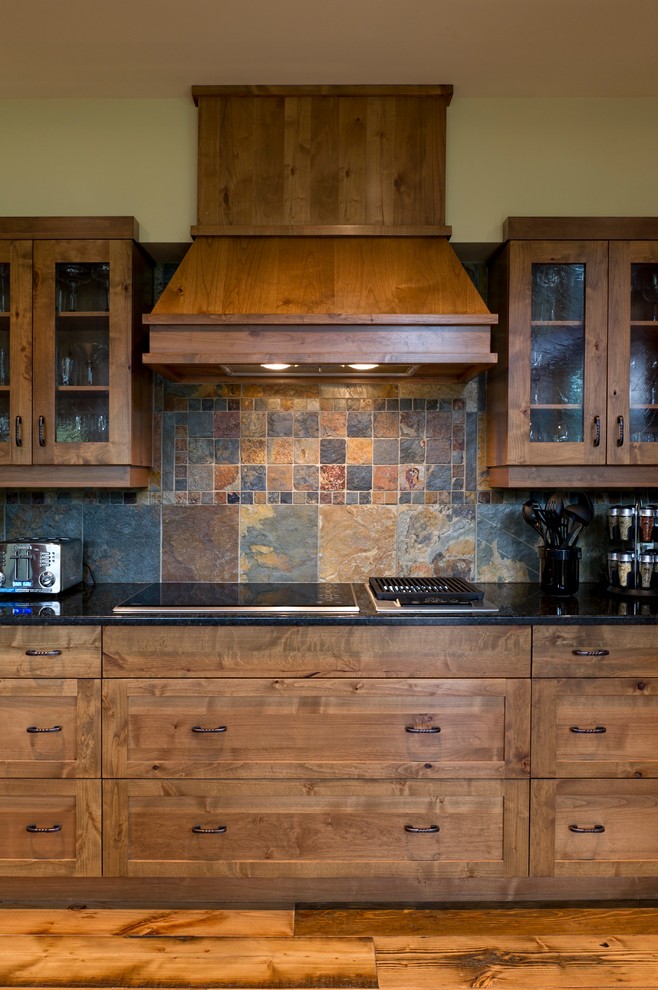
[1,96,658,246]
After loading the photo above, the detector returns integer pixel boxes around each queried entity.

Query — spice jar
[616,551,636,589]
[639,505,658,542]
[617,506,636,543]
[639,552,656,589]
[607,550,619,587]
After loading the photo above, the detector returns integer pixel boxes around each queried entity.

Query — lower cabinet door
[0,779,101,876]
[532,779,658,876]
[103,779,529,879]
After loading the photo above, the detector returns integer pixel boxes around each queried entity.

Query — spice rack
[607,501,658,596]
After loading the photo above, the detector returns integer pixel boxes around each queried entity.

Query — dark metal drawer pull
[569,824,605,834]
[616,414,625,446]
[192,825,227,834]
[25,649,62,657]
[15,415,23,447]
[191,725,227,733]
[405,725,440,734]
[572,649,610,657]
[38,415,46,447]
[570,725,607,734]
[26,824,62,833]
[26,725,62,734]
[404,824,440,834]
[592,414,601,447]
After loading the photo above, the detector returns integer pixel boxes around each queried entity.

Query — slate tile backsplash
[0,373,638,584]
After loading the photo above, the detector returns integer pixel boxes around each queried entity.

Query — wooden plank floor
[0,905,656,988]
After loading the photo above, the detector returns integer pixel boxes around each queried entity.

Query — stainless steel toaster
[0,538,83,594]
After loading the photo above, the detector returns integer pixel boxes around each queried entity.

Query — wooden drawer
[102,625,531,678]
[103,677,530,779]
[0,626,101,677]
[103,779,529,879]
[0,678,100,777]
[533,678,658,777]
[532,779,658,877]
[533,626,658,677]
[0,780,101,876]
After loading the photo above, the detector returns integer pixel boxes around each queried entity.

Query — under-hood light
[261,363,292,371]
[348,363,379,371]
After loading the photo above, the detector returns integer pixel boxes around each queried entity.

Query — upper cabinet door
[32,240,133,467]
[0,240,32,466]
[507,240,608,467]
[608,241,658,466]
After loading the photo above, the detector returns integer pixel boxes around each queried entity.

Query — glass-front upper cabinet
[487,221,658,488]
[0,240,32,467]
[0,218,152,487]
[490,239,608,470]
[608,241,658,466]
[32,240,131,467]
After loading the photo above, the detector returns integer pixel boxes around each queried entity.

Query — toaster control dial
[39,571,56,588]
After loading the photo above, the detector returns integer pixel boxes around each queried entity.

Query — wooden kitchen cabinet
[103,778,529,880]
[0,625,101,877]
[487,217,658,487]
[531,622,658,879]
[101,624,530,884]
[0,218,152,487]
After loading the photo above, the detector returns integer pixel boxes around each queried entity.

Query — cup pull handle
[192,825,227,834]
[570,725,607,734]
[569,824,605,834]
[26,824,62,833]
[404,824,440,834]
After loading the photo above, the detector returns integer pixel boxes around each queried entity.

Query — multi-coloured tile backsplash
[0,371,637,585]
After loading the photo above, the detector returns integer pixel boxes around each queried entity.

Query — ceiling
[2,0,658,100]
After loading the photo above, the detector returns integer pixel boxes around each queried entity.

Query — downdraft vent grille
[369,576,483,602]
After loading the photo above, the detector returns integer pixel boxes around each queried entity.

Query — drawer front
[103,779,529,879]
[0,626,101,677]
[102,625,531,678]
[0,779,101,876]
[533,678,658,777]
[532,779,658,877]
[0,679,100,777]
[533,626,658,677]
[103,678,530,779]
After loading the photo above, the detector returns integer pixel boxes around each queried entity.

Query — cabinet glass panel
[630,264,658,443]
[529,263,585,443]
[55,262,109,444]
[0,262,9,443]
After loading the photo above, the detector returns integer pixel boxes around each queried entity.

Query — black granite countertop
[1,581,658,625]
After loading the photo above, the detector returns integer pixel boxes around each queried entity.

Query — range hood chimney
[143,85,497,383]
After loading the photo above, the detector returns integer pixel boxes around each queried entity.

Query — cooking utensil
[522,500,546,542]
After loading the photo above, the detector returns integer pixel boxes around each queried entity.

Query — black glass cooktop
[113,582,359,614]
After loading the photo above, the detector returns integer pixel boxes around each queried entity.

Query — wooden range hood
[143,85,497,384]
